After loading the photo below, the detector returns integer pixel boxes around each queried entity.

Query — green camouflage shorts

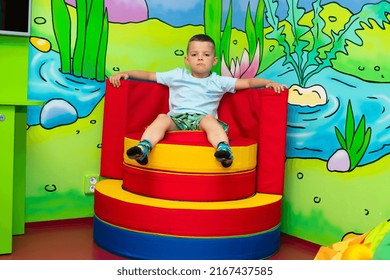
[170,113,229,133]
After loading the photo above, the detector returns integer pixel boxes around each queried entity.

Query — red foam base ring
[122,164,256,201]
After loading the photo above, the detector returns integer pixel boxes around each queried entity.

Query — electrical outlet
[84,174,100,195]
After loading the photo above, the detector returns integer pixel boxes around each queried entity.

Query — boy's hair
[187,34,216,55]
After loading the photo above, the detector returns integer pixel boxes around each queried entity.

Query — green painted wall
[0,35,29,103]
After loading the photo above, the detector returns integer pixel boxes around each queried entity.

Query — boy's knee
[156,113,176,129]
[200,114,216,123]
[156,113,171,123]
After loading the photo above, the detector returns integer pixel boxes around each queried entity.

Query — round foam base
[94,179,282,237]
[94,216,281,260]
[124,131,257,173]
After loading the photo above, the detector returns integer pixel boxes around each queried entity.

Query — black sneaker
[126,146,148,165]
[214,150,233,168]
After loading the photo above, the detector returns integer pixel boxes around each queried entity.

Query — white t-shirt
[156,68,237,117]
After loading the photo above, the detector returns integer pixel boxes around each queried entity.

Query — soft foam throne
[94,79,289,259]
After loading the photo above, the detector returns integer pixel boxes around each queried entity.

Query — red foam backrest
[100,79,288,194]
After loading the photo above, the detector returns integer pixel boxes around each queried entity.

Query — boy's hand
[265,82,288,94]
[109,73,129,88]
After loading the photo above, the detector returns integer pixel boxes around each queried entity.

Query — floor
[0,217,321,260]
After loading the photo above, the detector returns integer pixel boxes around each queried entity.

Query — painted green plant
[204,0,264,77]
[51,0,109,81]
[334,100,371,171]
[264,0,390,87]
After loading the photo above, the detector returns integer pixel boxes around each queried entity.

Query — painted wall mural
[23,0,390,246]
[277,0,390,245]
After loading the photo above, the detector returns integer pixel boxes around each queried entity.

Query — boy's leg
[199,115,233,167]
[127,114,177,165]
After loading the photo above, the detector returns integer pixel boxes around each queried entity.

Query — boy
[109,34,286,167]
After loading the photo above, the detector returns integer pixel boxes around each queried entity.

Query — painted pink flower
[65,0,148,23]
[221,42,260,78]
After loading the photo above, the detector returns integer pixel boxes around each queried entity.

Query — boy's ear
[213,56,218,66]
[184,56,189,66]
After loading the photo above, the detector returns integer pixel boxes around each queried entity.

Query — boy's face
[185,40,218,78]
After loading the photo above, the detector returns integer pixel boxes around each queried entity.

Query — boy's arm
[235,77,287,94]
[109,70,157,88]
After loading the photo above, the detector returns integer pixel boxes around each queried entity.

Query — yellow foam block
[96,179,281,210]
[124,136,257,173]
